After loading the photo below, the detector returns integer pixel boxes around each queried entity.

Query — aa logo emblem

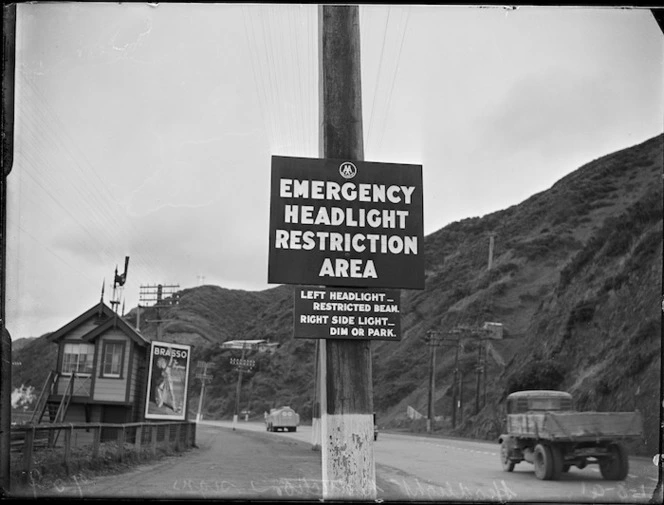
[339,162,357,179]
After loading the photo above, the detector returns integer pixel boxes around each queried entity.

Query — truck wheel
[549,444,564,481]
[600,443,629,480]
[533,444,554,480]
[500,441,515,472]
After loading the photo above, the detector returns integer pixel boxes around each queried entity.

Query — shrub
[506,358,567,394]
[566,300,596,329]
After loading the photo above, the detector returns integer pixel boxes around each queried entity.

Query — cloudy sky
[6,4,663,340]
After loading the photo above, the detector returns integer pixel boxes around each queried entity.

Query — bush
[506,358,567,394]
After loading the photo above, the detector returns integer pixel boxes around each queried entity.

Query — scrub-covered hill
[13,134,661,455]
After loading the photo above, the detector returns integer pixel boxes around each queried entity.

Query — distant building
[482,322,504,339]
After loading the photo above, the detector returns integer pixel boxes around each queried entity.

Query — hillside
[11,134,662,455]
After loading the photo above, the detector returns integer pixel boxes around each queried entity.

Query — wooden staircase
[30,371,76,427]
[29,370,58,424]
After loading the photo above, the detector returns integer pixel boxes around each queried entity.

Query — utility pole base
[311,418,321,451]
[322,413,376,500]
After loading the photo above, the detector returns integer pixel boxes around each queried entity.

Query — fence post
[175,423,181,452]
[92,424,101,460]
[189,422,196,448]
[22,427,35,483]
[151,424,157,457]
[63,426,72,475]
[117,425,125,462]
[135,425,143,455]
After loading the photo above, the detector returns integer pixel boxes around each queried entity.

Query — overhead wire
[366,7,392,152]
[13,72,165,298]
[375,7,411,154]
[19,71,171,278]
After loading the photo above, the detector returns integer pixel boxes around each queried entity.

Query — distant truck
[266,406,300,432]
[498,390,643,481]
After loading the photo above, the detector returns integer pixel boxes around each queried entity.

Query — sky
[5,3,664,340]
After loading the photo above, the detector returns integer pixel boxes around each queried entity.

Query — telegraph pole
[426,330,462,431]
[452,338,460,428]
[427,335,436,433]
[319,5,375,500]
[139,284,180,338]
[311,340,321,450]
[487,233,496,271]
[232,344,250,430]
[475,338,483,414]
[195,361,214,422]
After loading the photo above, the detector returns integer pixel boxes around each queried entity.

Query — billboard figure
[155,354,180,413]
[145,341,190,420]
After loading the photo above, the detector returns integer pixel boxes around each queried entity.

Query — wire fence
[10,421,196,484]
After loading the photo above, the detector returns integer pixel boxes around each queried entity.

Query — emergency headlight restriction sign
[268,156,424,290]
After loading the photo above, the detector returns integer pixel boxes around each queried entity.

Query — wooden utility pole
[452,337,460,428]
[458,369,464,424]
[427,337,436,433]
[319,5,375,500]
[232,345,248,430]
[475,338,483,414]
[140,283,180,339]
[0,3,16,492]
[487,233,496,271]
[195,361,214,422]
[311,340,321,450]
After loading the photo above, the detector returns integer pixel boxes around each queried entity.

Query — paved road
[9,420,661,502]
[209,420,661,503]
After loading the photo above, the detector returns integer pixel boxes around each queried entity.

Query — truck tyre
[500,441,515,472]
[600,443,629,480]
[533,443,554,480]
[549,444,564,481]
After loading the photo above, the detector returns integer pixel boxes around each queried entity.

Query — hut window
[101,341,125,378]
[62,343,94,375]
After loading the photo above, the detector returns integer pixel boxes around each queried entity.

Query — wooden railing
[11,421,196,482]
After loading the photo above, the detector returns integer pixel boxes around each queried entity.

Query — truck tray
[507,411,643,441]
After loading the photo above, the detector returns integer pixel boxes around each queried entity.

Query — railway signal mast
[109,256,129,314]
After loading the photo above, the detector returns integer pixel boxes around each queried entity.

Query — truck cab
[506,390,573,414]
[265,406,300,432]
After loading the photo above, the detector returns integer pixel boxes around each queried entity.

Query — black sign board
[268,156,424,290]
[294,286,401,341]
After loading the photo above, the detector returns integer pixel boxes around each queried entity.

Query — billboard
[268,156,424,290]
[145,341,191,420]
[294,286,401,340]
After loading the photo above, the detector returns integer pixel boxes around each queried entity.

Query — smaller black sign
[294,286,401,341]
